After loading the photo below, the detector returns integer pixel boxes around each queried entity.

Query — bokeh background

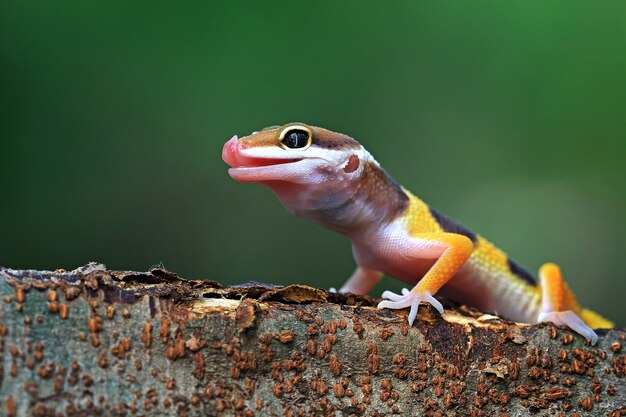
[1,2,624,325]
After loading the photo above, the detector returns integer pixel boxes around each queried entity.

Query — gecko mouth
[229,157,302,168]
[222,135,304,182]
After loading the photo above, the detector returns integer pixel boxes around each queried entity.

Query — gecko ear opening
[343,154,360,173]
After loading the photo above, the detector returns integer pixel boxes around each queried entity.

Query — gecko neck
[269,162,410,237]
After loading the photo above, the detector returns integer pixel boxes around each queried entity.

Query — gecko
[222,122,613,344]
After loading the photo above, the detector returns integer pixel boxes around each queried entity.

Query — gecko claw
[539,310,598,345]
[377,290,444,326]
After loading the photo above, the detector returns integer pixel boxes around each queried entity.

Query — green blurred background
[1,2,624,325]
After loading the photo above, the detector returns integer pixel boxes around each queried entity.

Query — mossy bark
[0,263,624,417]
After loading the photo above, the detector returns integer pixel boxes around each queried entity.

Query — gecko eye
[279,126,312,150]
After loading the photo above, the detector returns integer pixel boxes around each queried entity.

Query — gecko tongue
[222,135,246,167]
[222,135,267,168]
[222,135,300,170]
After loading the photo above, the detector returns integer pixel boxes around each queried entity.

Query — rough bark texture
[0,264,624,417]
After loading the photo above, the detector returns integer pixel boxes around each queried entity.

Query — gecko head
[223,122,406,230]
[222,122,369,186]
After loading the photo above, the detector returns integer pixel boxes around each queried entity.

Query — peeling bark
[0,263,624,417]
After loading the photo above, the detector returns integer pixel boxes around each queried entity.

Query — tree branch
[0,263,624,416]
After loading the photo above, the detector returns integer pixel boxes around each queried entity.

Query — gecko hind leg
[537,263,598,345]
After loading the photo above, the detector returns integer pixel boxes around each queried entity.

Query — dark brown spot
[58,303,69,319]
[63,286,81,300]
[105,305,116,320]
[334,382,344,398]
[279,330,293,344]
[192,352,205,380]
[98,355,108,368]
[305,339,316,355]
[507,257,537,286]
[578,396,593,411]
[379,327,394,340]
[353,321,364,336]
[329,354,341,375]
[562,333,574,345]
[6,396,16,417]
[166,378,176,390]
[142,322,153,348]
[430,208,477,243]
[15,287,25,303]
[48,301,59,314]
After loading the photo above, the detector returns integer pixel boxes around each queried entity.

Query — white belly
[440,259,541,324]
[350,221,541,324]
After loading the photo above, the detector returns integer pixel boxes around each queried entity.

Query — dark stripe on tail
[507,258,537,286]
[429,208,477,243]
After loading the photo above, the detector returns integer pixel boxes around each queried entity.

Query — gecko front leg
[377,232,474,325]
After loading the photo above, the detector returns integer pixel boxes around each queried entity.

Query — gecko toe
[539,310,598,345]
[407,297,420,325]
[378,290,445,324]
[377,298,412,310]
[422,293,444,314]
[381,290,406,302]
[560,311,598,345]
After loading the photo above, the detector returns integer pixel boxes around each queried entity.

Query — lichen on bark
[0,263,624,417]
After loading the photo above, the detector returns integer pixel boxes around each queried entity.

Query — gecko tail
[580,308,614,330]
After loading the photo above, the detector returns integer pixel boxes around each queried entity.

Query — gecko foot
[538,310,598,345]
[377,288,444,326]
